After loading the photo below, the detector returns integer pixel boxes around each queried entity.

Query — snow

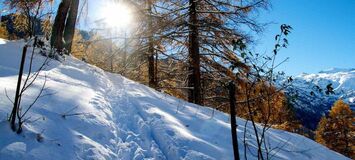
[0,39,350,159]
[0,38,6,44]
[294,68,355,109]
[279,67,355,129]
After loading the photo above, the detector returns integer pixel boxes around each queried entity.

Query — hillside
[287,69,355,129]
[0,39,349,159]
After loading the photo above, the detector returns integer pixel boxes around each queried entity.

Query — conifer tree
[136,0,268,105]
[0,25,8,39]
[50,0,71,51]
[3,0,53,38]
[64,0,80,53]
[315,100,354,158]
[147,0,157,88]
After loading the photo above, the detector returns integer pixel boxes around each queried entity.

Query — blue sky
[255,0,355,75]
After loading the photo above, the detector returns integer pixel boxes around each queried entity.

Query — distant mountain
[286,68,355,129]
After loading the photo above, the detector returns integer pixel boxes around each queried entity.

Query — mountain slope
[287,68,355,129]
[0,39,349,159]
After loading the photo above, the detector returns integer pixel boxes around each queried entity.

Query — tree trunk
[229,81,240,160]
[50,0,71,51]
[188,0,202,105]
[148,0,157,88]
[64,0,79,54]
[148,52,155,87]
[123,32,127,73]
[154,52,158,87]
[9,46,27,132]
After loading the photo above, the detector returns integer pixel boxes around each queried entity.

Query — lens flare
[100,2,133,29]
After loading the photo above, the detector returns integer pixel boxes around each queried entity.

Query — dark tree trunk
[50,0,71,51]
[122,32,127,75]
[188,0,202,105]
[148,51,155,88]
[9,46,27,132]
[64,0,79,54]
[154,52,158,86]
[229,81,240,160]
[148,0,157,88]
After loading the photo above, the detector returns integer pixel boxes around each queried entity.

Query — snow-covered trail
[0,39,350,160]
[107,75,167,159]
[105,73,219,159]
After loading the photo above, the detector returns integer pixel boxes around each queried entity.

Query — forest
[0,0,354,160]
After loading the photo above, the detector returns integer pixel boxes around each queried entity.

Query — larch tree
[123,0,267,106]
[147,0,157,88]
[124,0,171,89]
[3,0,54,38]
[51,0,80,54]
[50,0,71,51]
[0,25,8,39]
[63,0,80,53]
[315,100,354,158]
[187,0,203,104]
[162,0,268,105]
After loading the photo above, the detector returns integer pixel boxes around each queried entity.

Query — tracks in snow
[104,74,167,160]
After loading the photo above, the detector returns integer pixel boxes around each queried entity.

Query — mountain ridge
[287,68,355,129]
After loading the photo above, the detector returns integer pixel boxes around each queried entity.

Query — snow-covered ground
[0,39,349,159]
[297,68,355,103]
[286,68,355,129]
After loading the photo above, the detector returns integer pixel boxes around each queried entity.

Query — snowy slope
[301,68,355,101]
[0,39,349,160]
[286,69,355,129]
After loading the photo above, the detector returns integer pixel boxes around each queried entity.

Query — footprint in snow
[152,113,162,119]
[166,130,175,137]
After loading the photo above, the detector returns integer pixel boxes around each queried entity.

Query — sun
[100,2,133,29]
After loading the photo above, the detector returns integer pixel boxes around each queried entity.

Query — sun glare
[100,2,133,29]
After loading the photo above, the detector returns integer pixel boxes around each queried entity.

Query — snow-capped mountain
[287,68,355,129]
[0,39,349,159]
